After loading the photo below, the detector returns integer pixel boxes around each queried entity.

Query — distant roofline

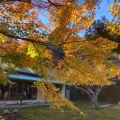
[15,68,40,77]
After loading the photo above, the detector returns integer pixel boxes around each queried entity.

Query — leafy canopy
[0,0,120,113]
[85,16,120,54]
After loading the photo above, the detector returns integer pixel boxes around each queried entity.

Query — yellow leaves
[0,68,10,84]
[50,97,85,115]
[36,81,84,115]
[56,4,73,25]
[0,34,8,43]
[92,37,118,50]
[107,1,120,35]
[108,2,120,20]
[27,43,38,58]
[56,8,63,16]
[0,0,120,113]
[48,26,69,44]
[37,81,61,101]
[70,7,83,22]
[13,2,33,12]
[48,0,94,35]
[106,21,120,35]
[66,2,71,6]
[50,37,119,86]
[106,61,120,77]
[27,43,51,59]
[70,4,94,23]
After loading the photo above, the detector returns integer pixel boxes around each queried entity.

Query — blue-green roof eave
[9,74,43,81]
[9,74,64,84]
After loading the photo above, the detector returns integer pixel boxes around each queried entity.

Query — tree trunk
[74,85,102,110]
[91,94,99,110]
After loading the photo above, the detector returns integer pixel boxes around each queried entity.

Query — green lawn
[0,102,120,120]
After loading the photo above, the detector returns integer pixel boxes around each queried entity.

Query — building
[0,69,70,104]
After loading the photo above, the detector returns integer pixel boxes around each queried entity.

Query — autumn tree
[80,0,120,109]
[83,1,120,108]
[85,16,120,54]
[0,0,120,112]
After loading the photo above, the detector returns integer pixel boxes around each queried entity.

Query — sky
[94,0,114,20]
[80,0,114,36]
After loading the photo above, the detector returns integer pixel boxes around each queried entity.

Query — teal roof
[9,74,42,81]
[9,74,63,84]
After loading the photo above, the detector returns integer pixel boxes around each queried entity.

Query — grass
[0,102,120,120]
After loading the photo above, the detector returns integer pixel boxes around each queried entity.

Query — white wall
[65,90,70,99]
[36,90,45,102]
[62,84,70,99]
[62,84,66,97]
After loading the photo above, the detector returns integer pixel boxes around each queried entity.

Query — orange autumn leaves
[0,0,119,95]
[0,0,120,113]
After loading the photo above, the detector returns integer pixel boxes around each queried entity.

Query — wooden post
[20,81,24,106]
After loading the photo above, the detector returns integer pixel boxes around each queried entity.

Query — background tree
[0,0,120,112]
[85,16,120,54]
[83,15,120,109]
[106,0,120,36]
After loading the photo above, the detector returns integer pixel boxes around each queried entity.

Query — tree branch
[0,31,65,60]
[48,0,64,6]
[47,0,75,7]
[74,85,93,102]
[0,30,48,46]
